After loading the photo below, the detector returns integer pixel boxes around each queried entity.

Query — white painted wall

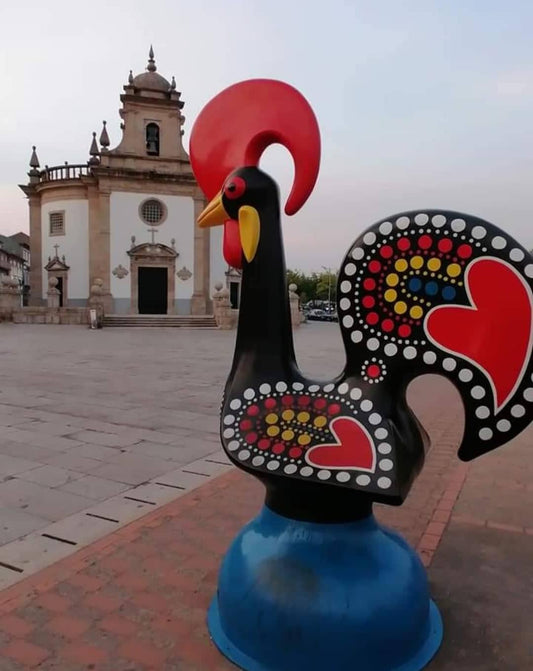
[41,200,89,300]
[209,226,226,290]
[110,192,194,301]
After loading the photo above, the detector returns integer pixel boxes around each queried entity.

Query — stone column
[191,196,209,315]
[289,283,301,329]
[0,278,22,321]
[28,195,43,306]
[212,282,223,325]
[216,287,237,330]
[46,276,60,308]
[96,189,113,313]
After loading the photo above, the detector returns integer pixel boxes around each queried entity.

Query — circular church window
[139,198,167,225]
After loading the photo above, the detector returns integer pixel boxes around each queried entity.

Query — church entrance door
[56,277,64,307]
[138,267,167,314]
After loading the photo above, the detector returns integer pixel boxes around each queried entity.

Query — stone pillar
[46,276,60,308]
[191,196,209,315]
[212,282,224,326]
[90,188,113,313]
[0,278,22,321]
[28,195,43,306]
[289,283,301,329]
[88,278,105,327]
[216,287,237,330]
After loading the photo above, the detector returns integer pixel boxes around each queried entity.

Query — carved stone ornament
[176,266,192,281]
[112,264,129,279]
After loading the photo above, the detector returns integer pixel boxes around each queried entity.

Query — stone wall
[12,307,90,325]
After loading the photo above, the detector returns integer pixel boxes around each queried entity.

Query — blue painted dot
[442,286,456,300]
[425,282,438,296]
[409,278,422,292]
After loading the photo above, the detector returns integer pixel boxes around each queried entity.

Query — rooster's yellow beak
[197,193,228,228]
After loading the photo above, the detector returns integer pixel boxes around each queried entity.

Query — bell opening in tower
[138,267,167,314]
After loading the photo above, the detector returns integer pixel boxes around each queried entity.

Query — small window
[139,198,167,225]
[49,211,65,236]
[146,123,160,156]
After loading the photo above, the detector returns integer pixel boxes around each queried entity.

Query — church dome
[129,47,174,93]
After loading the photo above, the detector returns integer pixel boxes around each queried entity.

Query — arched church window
[146,123,160,156]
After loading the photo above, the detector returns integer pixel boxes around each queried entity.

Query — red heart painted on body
[425,258,532,412]
[305,417,376,471]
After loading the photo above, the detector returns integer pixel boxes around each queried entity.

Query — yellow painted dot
[427,258,441,271]
[267,425,280,437]
[395,259,408,272]
[386,273,399,287]
[410,256,424,269]
[282,409,294,421]
[314,416,327,428]
[298,433,311,446]
[281,429,294,441]
[297,412,310,423]
[394,301,407,315]
[265,413,278,425]
[384,289,397,302]
[410,305,424,319]
[447,263,461,278]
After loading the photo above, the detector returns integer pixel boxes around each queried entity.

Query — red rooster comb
[189,79,321,215]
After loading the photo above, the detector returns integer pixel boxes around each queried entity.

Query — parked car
[307,309,328,321]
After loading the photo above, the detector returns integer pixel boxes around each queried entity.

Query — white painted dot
[338,383,349,394]
[228,440,240,451]
[471,226,486,240]
[496,420,511,433]
[471,385,486,400]
[317,470,331,480]
[259,383,271,395]
[351,330,364,344]
[275,381,287,392]
[342,315,354,328]
[356,474,371,486]
[324,383,335,392]
[243,388,255,400]
[491,236,506,250]
[267,460,280,471]
[229,399,242,410]
[384,343,398,357]
[292,382,304,391]
[525,264,533,278]
[375,428,388,440]
[284,464,297,474]
[431,214,446,228]
[336,472,351,483]
[340,280,352,293]
[367,338,380,351]
[379,459,394,471]
[344,263,356,276]
[309,384,320,392]
[414,213,429,226]
[238,449,251,460]
[423,351,437,365]
[378,442,392,454]
[351,247,365,260]
[403,346,417,360]
[300,466,313,477]
[523,388,533,402]
[478,428,492,441]
[511,404,525,418]
[350,387,362,400]
[475,406,490,419]
[363,232,376,246]
[510,248,525,262]
[223,428,235,439]
[459,368,473,383]
[369,412,382,425]
[252,456,265,466]
[360,399,373,412]
[442,357,457,372]
[451,219,466,232]
[377,477,392,489]
[223,414,235,425]
[379,221,393,235]
[339,298,351,310]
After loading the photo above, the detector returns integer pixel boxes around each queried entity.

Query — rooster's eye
[224,176,246,200]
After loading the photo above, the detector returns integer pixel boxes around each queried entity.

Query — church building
[19,48,225,315]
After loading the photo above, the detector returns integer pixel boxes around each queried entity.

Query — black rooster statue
[189,80,533,671]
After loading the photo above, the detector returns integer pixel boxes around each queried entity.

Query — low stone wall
[12,307,89,325]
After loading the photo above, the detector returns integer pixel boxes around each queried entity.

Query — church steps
[103,315,217,328]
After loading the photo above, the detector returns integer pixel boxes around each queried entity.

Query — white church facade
[20,49,225,315]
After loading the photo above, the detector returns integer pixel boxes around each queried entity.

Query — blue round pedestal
[208,506,442,671]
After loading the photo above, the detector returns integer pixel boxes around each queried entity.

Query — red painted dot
[272,443,285,454]
[363,278,376,291]
[418,235,433,250]
[382,319,394,332]
[457,244,472,259]
[397,237,411,251]
[438,238,453,253]
[264,398,277,409]
[362,295,375,308]
[247,405,260,416]
[240,419,252,431]
[246,432,258,444]
[298,395,311,407]
[380,245,393,259]
[313,398,327,410]
[281,395,294,406]
[367,364,381,378]
[369,260,382,273]
[398,324,412,338]
[258,438,271,450]
[366,312,379,325]
[289,447,303,459]
[328,404,341,415]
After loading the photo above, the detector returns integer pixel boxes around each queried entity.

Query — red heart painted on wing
[425,258,532,411]
[305,417,376,471]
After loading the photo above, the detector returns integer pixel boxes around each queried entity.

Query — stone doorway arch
[127,242,178,314]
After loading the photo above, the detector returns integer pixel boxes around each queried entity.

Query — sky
[1,0,532,272]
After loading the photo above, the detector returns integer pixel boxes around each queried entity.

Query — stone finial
[170,76,176,91]
[48,276,58,289]
[147,45,156,72]
[214,282,223,292]
[130,235,136,248]
[28,146,40,181]
[289,283,298,294]
[128,69,134,84]
[88,132,100,165]
[29,146,40,169]
[99,121,110,150]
